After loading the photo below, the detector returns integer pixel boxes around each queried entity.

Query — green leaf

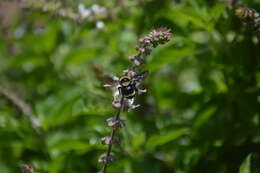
[124,161,133,173]
[148,46,196,72]
[207,3,227,31]
[193,106,217,130]
[210,3,226,22]
[132,132,146,150]
[159,8,210,31]
[239,154,252,173]
[0,161,11,173]
[49,155,66,173]
[49,139,91,152]
[146,128,189,149]
[64,47,96,65]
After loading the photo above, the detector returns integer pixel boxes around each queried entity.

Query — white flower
[125,98,140,111]
[91,4,105,13]
[91,4,107,17]
[96,21,105,29]
[78,3,91,19]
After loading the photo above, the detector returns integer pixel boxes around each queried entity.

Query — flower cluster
[78,3,106,29]
[235,7,260,39]
[98,28,173,173]
[22,0,107,27]
[21,164,39,173]
[130,28,173,67]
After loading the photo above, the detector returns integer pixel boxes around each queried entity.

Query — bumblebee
[118,76,138,99]
[118,71,148,99]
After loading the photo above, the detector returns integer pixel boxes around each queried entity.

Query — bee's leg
[118,87,122,96]
[103,84,112,87]
[137,88,147,94]
[134,84,146,95]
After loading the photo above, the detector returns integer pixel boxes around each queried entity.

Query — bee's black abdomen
[119,84,136,99]
[126,95,135,99]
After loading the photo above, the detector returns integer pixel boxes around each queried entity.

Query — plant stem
[102,97,124,173]
[0,85,40,133]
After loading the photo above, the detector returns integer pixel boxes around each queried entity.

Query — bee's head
[120,76,131,86]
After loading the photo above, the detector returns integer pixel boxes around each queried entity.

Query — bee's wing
[132,70,148,83]
[103,76,120,87]
[91,63,120,87]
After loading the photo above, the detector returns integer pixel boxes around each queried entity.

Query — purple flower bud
[128,55,135,60]
[235,7,258,20]
[101,136,120,145]
[98,153,115,165]
[112,101,121,109]
[134,59,141,66]
[123,69,137,78]
[128,54,146,67]
[101,136,112,145]
[135,46,145,53]
[106,117,125,129]
[148,28,173,46]
[139,36,152,46]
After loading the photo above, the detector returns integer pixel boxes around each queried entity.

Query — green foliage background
[0,0,260,173]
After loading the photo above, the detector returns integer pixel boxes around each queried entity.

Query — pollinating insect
[104,70,148,111]
[118,76,137,99]
[119,71,148,97]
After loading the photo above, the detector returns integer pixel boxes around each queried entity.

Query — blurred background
[0,0,260,173]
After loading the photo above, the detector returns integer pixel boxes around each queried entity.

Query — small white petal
[96,21,105,29]
[78,3,85,11]
[91,4,106,16]
[91,4,100,12]
[78,3,91,18]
